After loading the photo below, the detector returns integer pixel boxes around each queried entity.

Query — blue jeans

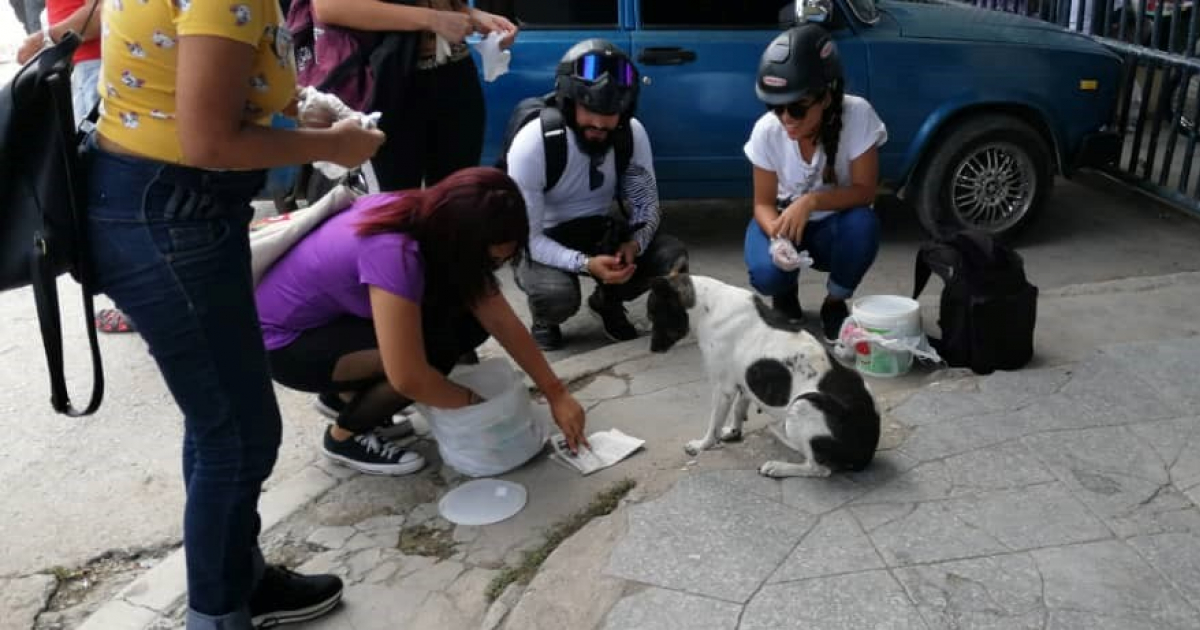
[87,143,279,629]
[744,207,880,300]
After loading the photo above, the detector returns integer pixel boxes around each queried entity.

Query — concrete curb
[76,339,656,629]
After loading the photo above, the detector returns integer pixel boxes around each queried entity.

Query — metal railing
[963,0,1200,214]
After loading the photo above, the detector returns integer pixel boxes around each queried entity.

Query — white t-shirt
[743,94,887,222]
[507,117,659,271]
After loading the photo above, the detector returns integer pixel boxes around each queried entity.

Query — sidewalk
[70,267,1200,630]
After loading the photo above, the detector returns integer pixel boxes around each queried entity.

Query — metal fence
[964,0,1200,214]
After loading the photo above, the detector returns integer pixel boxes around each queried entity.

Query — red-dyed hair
[356,167,529,308]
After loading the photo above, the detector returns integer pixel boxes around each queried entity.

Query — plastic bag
[296,87,383,180]
[769,237,813,271]
[831,317,943,364]
[414,359,550,477]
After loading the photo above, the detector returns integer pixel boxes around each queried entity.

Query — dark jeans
[744,207,880,300]
[267,306,489,433]
[87,144,277,629]
[515,218,689,325]
[371,56,485,190]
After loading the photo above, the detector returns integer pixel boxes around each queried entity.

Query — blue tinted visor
[574,53,637,87]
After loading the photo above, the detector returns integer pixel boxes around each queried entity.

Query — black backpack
[0,32,104,415]
[913,231,1038,375]
[495,92,633,192]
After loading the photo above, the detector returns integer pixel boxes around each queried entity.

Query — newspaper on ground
[549,428,645,476]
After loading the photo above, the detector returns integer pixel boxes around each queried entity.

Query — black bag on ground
[912,230,1038,375]
[0,32,104,415]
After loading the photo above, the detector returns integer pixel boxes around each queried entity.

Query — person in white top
[507,39,688,351]
[744,24,887,343]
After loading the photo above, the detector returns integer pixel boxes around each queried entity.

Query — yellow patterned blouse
[96,0,297,164]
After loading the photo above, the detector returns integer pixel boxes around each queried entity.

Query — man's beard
[574,125,615,157]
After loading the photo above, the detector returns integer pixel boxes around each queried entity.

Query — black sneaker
[531,322,563,351]
[249,565,342,628]
[322,426,425,476]
[587,291,639,341]
[772,292,804,323]
[312,392,346,420]
[820,299,850,344]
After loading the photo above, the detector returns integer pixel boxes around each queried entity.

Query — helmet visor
[574,52,637,87]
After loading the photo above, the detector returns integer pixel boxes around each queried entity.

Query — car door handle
[637,47,697,66]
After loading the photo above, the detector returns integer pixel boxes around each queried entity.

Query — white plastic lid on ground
[437,479,528,526]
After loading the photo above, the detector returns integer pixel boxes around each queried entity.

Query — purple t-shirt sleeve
[356,234,425,303]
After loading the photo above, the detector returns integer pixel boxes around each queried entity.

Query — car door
[630,0,870,199]
[471,0,631,166]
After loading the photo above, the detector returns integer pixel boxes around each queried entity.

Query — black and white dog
[647,267,880,477]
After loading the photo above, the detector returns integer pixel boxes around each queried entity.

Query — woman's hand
[771,195,815,242]
[548,391,589,454]
[327,118,385,168]
[429,9,473,42]
[471,10,518,48]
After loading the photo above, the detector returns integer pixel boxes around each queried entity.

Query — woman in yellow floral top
[312,0,517,190]
[87,0,383,627]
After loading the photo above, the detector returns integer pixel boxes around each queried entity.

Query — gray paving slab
[1056,352,1184,422]
[768,510,885,583]
[606,470,815,603]
[1097,338,1200,415]
[893,553,1047,630]
[1033,540,1200,629]
[853,483,1109,566]
[1024,425,1200,537]
[1127,532,1200,612]
[852,443,1056,505]
[780,450,919,515]
[600,587,743,630]
[1128,417,1200,492]
[741,570,930,630]
[897,407,1044,463]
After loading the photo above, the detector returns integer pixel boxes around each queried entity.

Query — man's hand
[771,195,815,242]
[587,254,636,285]
[17,31,44,65]
[470,10,518,48]
[616,240,639,268]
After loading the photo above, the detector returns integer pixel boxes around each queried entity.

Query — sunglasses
[572,52,638,87]
[769,94,825,119]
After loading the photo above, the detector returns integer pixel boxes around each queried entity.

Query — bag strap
[540,105,567,191]
[31,243,103,416]
[913,246,934,299]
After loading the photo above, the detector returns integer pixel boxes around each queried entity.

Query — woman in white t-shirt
[743,25,887,342]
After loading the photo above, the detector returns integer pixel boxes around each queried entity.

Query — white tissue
[474,32,511,82]
[435,35,452,64]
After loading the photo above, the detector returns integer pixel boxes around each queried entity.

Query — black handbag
[0,30,104,415]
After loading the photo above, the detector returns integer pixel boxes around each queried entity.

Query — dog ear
[667,256,688,278]
[650,276,673,294]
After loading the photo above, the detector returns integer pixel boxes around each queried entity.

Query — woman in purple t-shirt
[256,167,588,475]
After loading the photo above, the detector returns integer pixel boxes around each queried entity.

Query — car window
[472,0,618,28]
[640,0,785,29]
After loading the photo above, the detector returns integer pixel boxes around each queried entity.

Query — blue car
[471,0,1122,238]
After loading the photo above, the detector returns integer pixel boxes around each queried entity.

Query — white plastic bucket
[414,359,549,477]
[851,295,922,378]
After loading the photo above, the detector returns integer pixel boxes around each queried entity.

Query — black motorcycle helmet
[755,24,843,106]
[554,39,640,117]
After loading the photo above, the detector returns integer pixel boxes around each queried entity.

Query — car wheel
[911,114,1054,240]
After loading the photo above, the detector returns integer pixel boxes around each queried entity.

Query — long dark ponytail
[819,80,845,185]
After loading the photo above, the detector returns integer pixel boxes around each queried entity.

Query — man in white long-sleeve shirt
[508,39,688,350]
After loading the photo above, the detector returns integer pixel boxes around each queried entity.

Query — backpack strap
[912,240,961,299]
[913,246,933,300]
[540,106,567,192]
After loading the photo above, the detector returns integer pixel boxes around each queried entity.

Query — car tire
[911,114,1054,241]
